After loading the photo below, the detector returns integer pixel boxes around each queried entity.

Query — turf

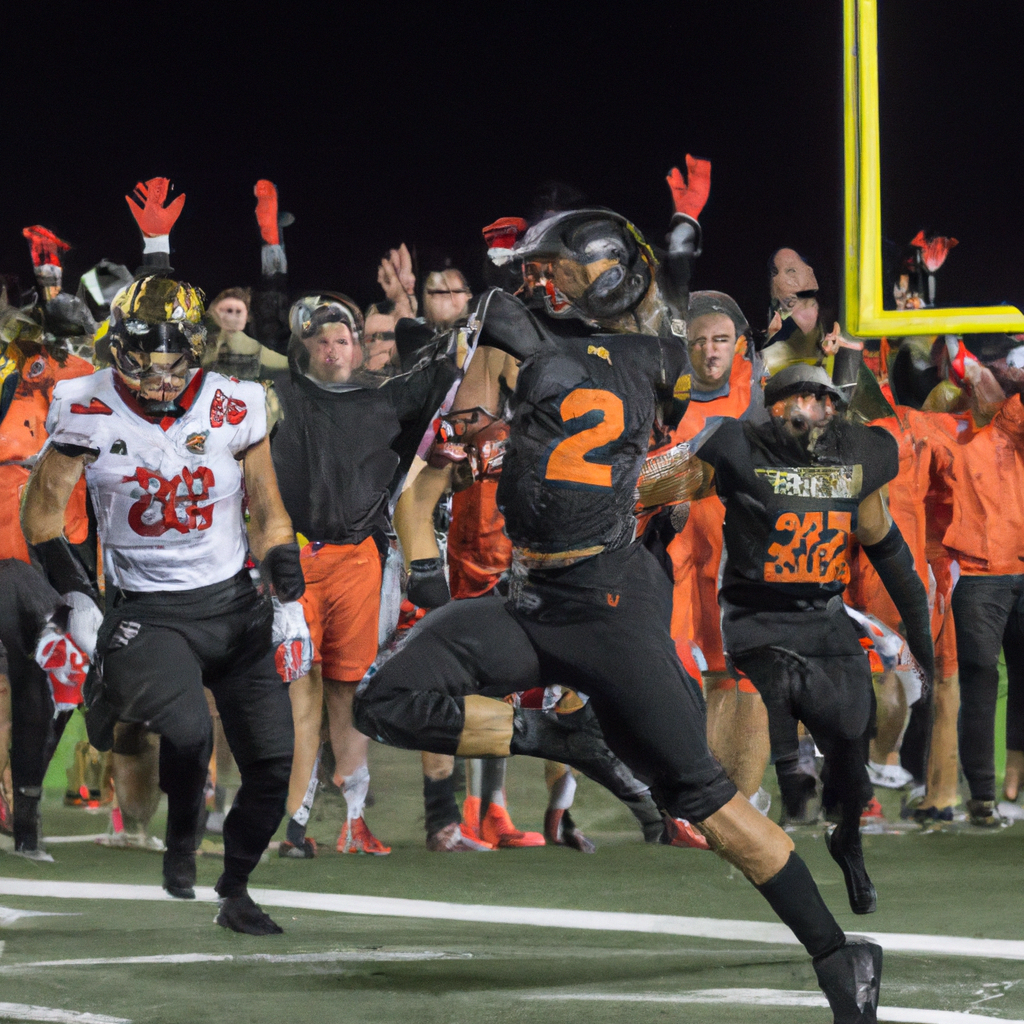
[3,736,1024,1024]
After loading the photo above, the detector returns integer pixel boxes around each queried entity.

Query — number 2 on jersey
[544,388,624,488]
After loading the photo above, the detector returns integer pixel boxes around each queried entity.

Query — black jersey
[471,290,687,554]
[697,417,898,604]
[273,358,456,546]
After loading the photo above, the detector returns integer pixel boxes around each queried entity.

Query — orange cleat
[460,795,489,845]
[480,803,545,848]
[661,816,711,850]
[337,816,391,855]
[426,822,494,851]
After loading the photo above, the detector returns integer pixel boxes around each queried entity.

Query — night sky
[3,2,1022,328]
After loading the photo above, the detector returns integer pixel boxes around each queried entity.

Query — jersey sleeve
[863,425,900,493]
[476,289,552,361]
[226,380,268,455]
[44,381,102,453]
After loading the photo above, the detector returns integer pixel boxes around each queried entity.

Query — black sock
[755,852,845,959]
[286,817,307,847]
[423,775,460,835]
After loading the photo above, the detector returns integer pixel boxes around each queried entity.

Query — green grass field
[3,717,1023,1024]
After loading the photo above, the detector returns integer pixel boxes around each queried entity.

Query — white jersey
[46,369,267,592]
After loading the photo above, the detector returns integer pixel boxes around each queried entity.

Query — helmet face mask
[106,277,206,413]
[516,209,657,326]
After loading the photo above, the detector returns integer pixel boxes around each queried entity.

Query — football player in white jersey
[21,277,303,936]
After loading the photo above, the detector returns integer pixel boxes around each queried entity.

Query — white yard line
[0,949,470,971]
[0,1004,130,1024]
[1,877,1023,960]
[520,989,1024,1024]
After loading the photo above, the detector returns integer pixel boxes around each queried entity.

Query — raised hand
[254,179,280,245]
[666,155,712,221]
[22,225,70,268]
[125,178,186,238]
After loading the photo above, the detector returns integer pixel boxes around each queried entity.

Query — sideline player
[21,276,302,935]
[357,210,883,1022]
[697,364,934,915]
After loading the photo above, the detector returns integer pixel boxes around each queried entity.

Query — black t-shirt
[697,417,898,604]
[474,291,687,553]
[273,358,456,546]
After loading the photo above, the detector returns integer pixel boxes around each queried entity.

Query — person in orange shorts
[666,291,771,803]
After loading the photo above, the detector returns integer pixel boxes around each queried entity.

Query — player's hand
[820,322,864,356]
[34,617,91,711]
[407,558,450,609]
[125,178,186,237]
[263,542,305,602]
[910,230,958,273]
[271,597,313,683]
[254,180,280,245]
[666,155,711,221]
[22,225,70,268]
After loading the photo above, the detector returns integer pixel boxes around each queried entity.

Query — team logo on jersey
[185,431,208,454]
[109,440,128,455]
[70,398,113,416]
[209,389,247,428]
[673,374,691,402]
[587,344,612,365]
[755,465,863,499]
[122,465,217,537]
[763,510,851,585]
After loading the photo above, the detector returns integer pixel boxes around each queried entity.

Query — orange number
[544,388,625,488]
[764,510,851,584]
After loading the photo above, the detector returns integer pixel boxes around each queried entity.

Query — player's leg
[706,676,771,799]
[108,723,161,847]
[209,640,293,934]
[0,653,10,835]
[101,622,213,897]
[952,574,1016,823]
[279,666,323,857]
[315,540,389,854]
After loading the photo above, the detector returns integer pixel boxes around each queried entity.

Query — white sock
[342,764,370,821]
[548,772,576,811]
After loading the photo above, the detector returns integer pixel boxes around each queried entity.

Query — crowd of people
[0,162,1021,1023]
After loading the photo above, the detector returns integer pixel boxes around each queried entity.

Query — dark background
[2,2,1021,327]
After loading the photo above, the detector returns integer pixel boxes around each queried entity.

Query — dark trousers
[0,560,70,842]
[356,543,736,823]
[91,571,293,893]
[951,573,1024,802]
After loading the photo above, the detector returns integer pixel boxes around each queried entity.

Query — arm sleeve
[474,289,552,361]
[227,381,269,455]
[862,520,935,686]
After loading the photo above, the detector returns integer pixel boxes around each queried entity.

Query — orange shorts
[299,536,382,682]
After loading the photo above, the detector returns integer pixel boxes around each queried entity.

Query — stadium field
[1,728,1022,1024]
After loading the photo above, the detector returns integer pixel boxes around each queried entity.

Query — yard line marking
[0,1004,130,1023]
[0,907,80,926]
[0,949,471,971]
[40,835,110,845]
[519,989,1024,1024]
[1,878,1023,960]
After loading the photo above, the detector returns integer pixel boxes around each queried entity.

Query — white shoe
[996,800,1024,821]
[867,761,914,789]
[96,830,165,851]
[12,843,54,863]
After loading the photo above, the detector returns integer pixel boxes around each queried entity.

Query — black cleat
[162,850,196,900]
[825,825,877,915]
[544,808,596,853]
[216,894,283,935]
[813,939,883,1023]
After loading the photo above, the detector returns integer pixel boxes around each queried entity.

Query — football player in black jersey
[696,363,935,918]
[356,212,884,1024]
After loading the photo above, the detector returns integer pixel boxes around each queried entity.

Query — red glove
[22,225,70,268]
[666,155,712,221]
[255,180,280,245]
[125,178,186,238]
[945,335,979,389]
[911,231,958,273]
[34,626,89,710]
[482,216,528,251]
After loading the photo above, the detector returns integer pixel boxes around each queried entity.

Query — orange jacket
[0,351,94,563]
[931,393,1024,576]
